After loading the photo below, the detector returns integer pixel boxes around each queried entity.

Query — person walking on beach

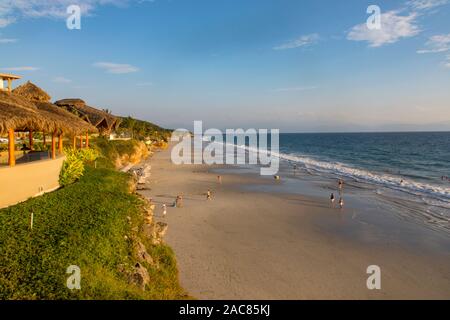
[175,195,183,208]
[217,175,222,184]
[162,204,167,217]
[330,193,335,205]
[338,179,344,190]
[339,197,344,209]
[206,189,212,200]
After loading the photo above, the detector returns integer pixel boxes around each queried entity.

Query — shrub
[59,148,85,187]
[78,148,99,163]
[59,148,99,187]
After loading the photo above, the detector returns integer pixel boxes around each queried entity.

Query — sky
[1,0,449,132]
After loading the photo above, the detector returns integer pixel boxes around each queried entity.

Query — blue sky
[1,0,449,132]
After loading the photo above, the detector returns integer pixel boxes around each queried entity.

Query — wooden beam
[8,129,15,167]
[51,132,56,160]
[85,132,89,148]
[58,134,63,154]
[29,130,34,151]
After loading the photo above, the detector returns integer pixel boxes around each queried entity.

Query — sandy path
[140,147,450,300]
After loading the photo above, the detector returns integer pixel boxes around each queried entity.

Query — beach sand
[139,146,450,300]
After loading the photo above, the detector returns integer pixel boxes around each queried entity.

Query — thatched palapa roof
[0,82,98,135]
[55,98,121,133]
[12,81,51,102]
[0,90,51,135]
[35,102,97,135]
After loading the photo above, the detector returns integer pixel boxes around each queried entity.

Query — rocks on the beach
[145,215,153,225]
[151,222,168,245]
[135,241,154,265]
[140,221,168,245]
[141,223,153,239]
[129,165,152,185]
[129,262,150,291]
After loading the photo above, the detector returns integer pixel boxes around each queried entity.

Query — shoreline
[140,146,450,299]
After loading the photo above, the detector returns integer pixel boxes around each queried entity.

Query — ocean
[274,132,450,231]
[209,131,450,233]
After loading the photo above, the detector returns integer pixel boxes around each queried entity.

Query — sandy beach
[139,146,450,300]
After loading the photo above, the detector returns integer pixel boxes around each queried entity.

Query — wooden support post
[86,132,89,148]
[51,132,56,159]
[79,135,83,149]
[73,136,77,149]
[58,134,63,154]
[29,130,34,150]
[7,79,12,93]
[43,132,46,147]
[8,128,15,167]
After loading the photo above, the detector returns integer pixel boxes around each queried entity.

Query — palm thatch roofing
[0,90,52,135]
[35,102,98,135]
[55,98,121,132]
[12,81,51,102]
[0,82,98,135]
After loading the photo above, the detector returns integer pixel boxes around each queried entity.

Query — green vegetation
[59,148,99,187]
[117,116,171,141]
[90,137,148,169]
[0,139,186,300]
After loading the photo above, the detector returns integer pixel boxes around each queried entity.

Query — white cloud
[0,0,131,28]
[0,37,17,43]
[1,66,39,71]
[347,11,420,47]
[417,33,450,53]
[93,62,139,74]
[445,55,450,68]
[273,34,319,50]
[273,86,318,92]
[408,0,449,10]
[53,76,72,83]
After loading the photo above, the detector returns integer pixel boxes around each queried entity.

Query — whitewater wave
[218,141,450,205]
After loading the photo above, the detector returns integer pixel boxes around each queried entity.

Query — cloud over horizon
[408,0,449,10]
[1,66,39,71]
[417,33,450,53]
[0,0,132,28]
[273,34,319,50]
[93,62,139,74]
[347,11,420,47]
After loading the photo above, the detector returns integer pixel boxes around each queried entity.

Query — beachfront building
[0,73,21,92]
[0,80,97,208]
[55,99,121,137]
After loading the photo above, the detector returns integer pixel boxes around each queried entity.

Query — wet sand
[139,147,450,299]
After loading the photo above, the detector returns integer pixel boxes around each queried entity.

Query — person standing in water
[330,193,335,205]
[339,197,344,209]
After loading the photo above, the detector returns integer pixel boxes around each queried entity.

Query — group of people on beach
[161,176,222,217]
[330,179,345,209]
